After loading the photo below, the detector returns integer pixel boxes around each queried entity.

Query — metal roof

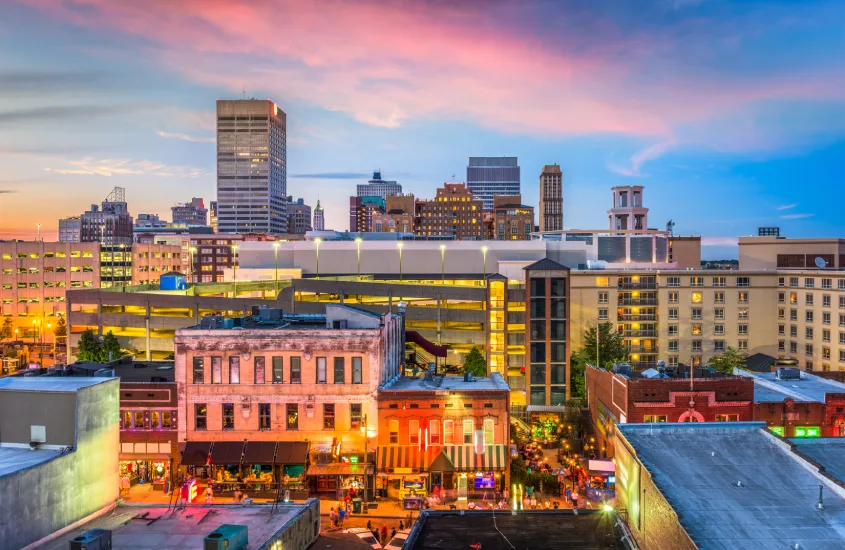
[739,370,845,403]
[382,373,510,392]
[790,438,845,486]
[0,377,112,393]
[523,257,569,271]
[0,446,61,478]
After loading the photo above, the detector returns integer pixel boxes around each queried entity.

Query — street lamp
[314,238,322,280]
[481,245,488,282]
[231,244,239,297]
[272,242,281,294]
[355,238,362,280]
[397,242,404,281]
[188,246,197,284]
[360,414,370,502]
[36,223,41,242]
[439,244,446,281]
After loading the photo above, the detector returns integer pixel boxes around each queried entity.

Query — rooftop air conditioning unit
[204,525,248,550]
[777,368,801,380]
[69,528,112,550]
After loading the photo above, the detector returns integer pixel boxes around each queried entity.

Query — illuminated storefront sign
[794,426,820,438]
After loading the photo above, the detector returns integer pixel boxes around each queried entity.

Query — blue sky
[0,0,843,259]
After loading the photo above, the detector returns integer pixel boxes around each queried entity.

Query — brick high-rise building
[171,197,208,226]
[539,165,563,232]
[415,183,483,240]
[216,99,287,234]
[348,197,383,233]
[285,197,313,235]
[490,195,534,240]
[79,186,133,246]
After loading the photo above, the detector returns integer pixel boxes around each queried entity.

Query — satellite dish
[814,257,827,269]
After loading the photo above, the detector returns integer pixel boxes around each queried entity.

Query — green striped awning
[377,446,430,474]
[442,445,508,471]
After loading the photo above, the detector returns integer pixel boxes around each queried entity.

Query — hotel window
[254,356,265,384]
[483,418,495,445]
[666,276,680,287]
[806,311,814,323]
[195,404,207,430]
[669,324,679,336]
[229,357,240,384]
[334,357,345,384]
[715,340,725,353]
[841,332,845,345]
[823,295,831,308]
[738,292,749,304]
[316,357,327,383]
[668,340,678,352]
[429,419,441,444]
[690,277,703,287]
[259,403,271,430]
[778,308,785,320]
[790,292,798,305]
[598,292,608,304]
[463,420,474,444]
[692,324,702,335]
[405,419,418,444]
[806,344,813,356]
[192,357,204,384]
[352,357,363,384]
[778,324,785,335]
[444,420,454,444]
[791,325,798,337]
[823,348,831,360]
[806,361,814,371]
[738,308,749,320]
[823,329,831,342]
[840,350,845,362]
[824,312,831,325]
[714,292,725,304]
[841,296,845,309]
[822,278,832,289]
[692,308,702,320]
[790,309,798,321]
[668,292,679,304]
[644,415,668,422]
[713,277,726,287]
[789,277,799,287]
[806,294,814,306]
[736,277,750,287]
[692,341,702,352]
[840,280,845,290]
[841,315,845,327]
[715,308,725,320]
[222,403,235,430]
[791,342,798,354]
[715,324,724,336]
[668,308,678,320]
[668,357,678,366]
[778,341,785,352]
[596,277,609,287]
[287,404,299,430]
[598,308,608,320]
[324,404,335,430]
[272,357,283,383]
[211,357,222,384]
[738,324,748,335]
[290,357,302,384]
[805,278,815,288]
[738,340,748,351]
[691,292,702,304]
[778,292,785,303]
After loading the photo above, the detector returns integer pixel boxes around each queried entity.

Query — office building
[668,236,702,269]
[79,186,133,245]
[489,195,534,240]
[349,196,384,233]
[415,183,483,240]
[539,165,563,232]
[209,201,218,232]
[58,217,81,243]
[466,157,520,212]
[134,213,166,229]
[285,197,313,235]
[357,171,402,199]
[216,99,287,234]
[171,197,208,226]
[371,194,416,233]
[313,199,324,231]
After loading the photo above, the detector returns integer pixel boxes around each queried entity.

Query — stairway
[510,416,532,442]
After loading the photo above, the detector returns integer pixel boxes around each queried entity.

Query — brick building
[415,183,483,240]
[488,195,534,241]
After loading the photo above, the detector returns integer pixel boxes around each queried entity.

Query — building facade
[216,99,287,234]
[668,236,702,269]
[349,197,384,233]
[415,183,483,240]
[490,195,534,241]
[466,157,520,212]
[357,171,402,199]
[313,200,325,231]
[172,197,208,227]
[286,197,313,235]
[607,185,647,231]
[209,201,218,232]
[58,216,81,243]
[539,165,563,233]
[80,186,134,245]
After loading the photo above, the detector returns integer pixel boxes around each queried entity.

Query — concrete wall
[257,499,321,550]
[1,379,119,550]
[0,391,76,445]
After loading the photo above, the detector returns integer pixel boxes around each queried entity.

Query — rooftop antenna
[666,219,675,236]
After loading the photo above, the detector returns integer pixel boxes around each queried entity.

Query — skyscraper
[539,165,563,232]
[313,200,325,231]
[357,171,402,199]
[171,197,208,226]
[216,99,287,234]
[285,196,313,234]
[466,157,520,212]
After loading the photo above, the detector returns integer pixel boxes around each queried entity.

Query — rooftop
[617,422,845,549]
[39,503,316,550]
[738,369,845,403]
[70,362,176,383]
[0,377,111,393]
[407,510,626,549]
[0,445,65,478]
[789,438,845,486]
[382,373,510,393]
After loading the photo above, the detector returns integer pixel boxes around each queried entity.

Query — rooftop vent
[776,368,801,381]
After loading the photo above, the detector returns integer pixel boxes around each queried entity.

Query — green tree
[509,455,528,485]
[578,322,628,370]
[462,346,487,377]
[708,346,747,374]
[0,318,13,342]
[53,317,67,338]
[100,331,122,363]
[77,329,102,362]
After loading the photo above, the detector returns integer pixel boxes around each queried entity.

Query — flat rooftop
[40,504,314,550]
[790,438,845,486]
[0,445,63,478]
[0,377,111,393]
[70,362,176,383]
[618,422,845,549]
[382,373,510,392]
[739,370,845,403]
[408,510,625,549]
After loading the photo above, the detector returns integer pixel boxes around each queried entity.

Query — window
[738,340,748,351]
[778,324,785,335]
[692,341,702,352]
[715,324,724,336]
[805,344,814,356]
[389,420,399,444]
[668,356,678,366]
[259,403,271,430]
[690,277,703,287]
[668,308,678,320]
[738,308,749,320]
[806,327,814,340]
[841,314,845,327]
[463,419,474,444]
[324,404,335,429]
[715,308,725,320]
[806,294,814,306]
[778,292,785,303]
[290,357,301,383]
[483,418,495,445]
[222,403,235,430]
[409,419,420,444]
[692,308,702,320]
[738,292,748,304]
[668,292,678,304]
[823,347,831,360]
[692,324,702,335]
[334,357,345,384]
[192,357,204,384]
[287,404,299,430]
[430,419,441,445]
[596,277,609,287]
[598,292,608,304]
[790,277,799,287]
[790,309,798,321]
[736,277,750,287]
[778,308,785,320]
[822,294,831,308]
[668,324,679,336]
[840,280,845,291]
[841,332,845,345]
[211,357,222,384]
[822,278,832,289]
[840,350,845,362]
[352,357,363,384]
[713,277,726,287]
[806,311,814,323]
[824,312,831,325]
[644,415,667,422]
[666,276,680,287]
[272,357,283,383]
[316,357,327,383]
[254,356,265,384]
[738,324,748,335]
[778,340,785,352]
[790,292,798,305]
[791,342,798,354]
[668,340,678,352]
[598,308,608,320]
[841,296,845,309]
[444,420,454,444]
[805,278,815,288]
[229,357,240,384]
[806,360,814,371]
[716,414,739,422]
[691,292,702,304]
[714,340,725,352]
[195,404,207,430]
[714,292,725,304]
[778,277,785,287]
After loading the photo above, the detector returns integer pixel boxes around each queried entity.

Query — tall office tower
[466,157,520,212]
[357,171,402,199]
[171,197,208,226]
[313,199,325,231]
[608,185,648,231]
[539,165,563,232]
[80,186,133,245]
[216,99,287,234]
[285,196,313,234]
[209,201,218,232]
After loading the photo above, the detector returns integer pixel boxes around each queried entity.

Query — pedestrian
[522,495,530,509]
[380,525,388,545]
[503,488,509,502]
[205,485,214,504]
[571,491,579,509]
[338,506,346,527]
[530,496,537,509]
[399,519,404,531]
[329,508,336,529]
[565,487,572,504]
[391,527,397,540]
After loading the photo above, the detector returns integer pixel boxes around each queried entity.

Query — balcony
[617,282,657,290]
[617,314,657,322]
[630,361,659,370]
[619,330,658,338]
[625,346,658,354]
[618,298,658,306]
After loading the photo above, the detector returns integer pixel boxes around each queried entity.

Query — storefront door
[457,474,468,500]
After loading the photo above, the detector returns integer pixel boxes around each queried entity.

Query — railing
[625,346,658,354]
[617,314,657,322]
[617,283,657,290]
[619,330,658,337]
[617,298,658,306]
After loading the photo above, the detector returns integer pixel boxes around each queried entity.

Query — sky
[0,0,843,259]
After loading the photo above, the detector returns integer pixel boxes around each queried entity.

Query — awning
[427,451,456,473]
[180,442,212,466]
[307,464,374,476]
[244,441,277,465]
[588,459,615,475]
[120,453,173,461]
[210,442,245,465]
[275,441,310,465]
[377,446,431,474]
[526,405,568,413]
[442,445,508,471]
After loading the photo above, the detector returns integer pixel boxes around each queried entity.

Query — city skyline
[0,1,843,258]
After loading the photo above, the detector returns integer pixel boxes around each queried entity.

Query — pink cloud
[18,0,844,141]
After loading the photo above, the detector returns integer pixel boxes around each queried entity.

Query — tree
[53,317,67,338]
[579,322,628,369]
[76,329,102,362]
[509,455,529,485]
[0,318,13,342]
[100,331,122,363]
[708,346,746,374]
[462,346,487,377]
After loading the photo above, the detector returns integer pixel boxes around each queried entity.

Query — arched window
[409,420,420,444]
[463,419,475,444]
[444,420,454,445]
[430,419,441,445]
[389,420,399,444]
